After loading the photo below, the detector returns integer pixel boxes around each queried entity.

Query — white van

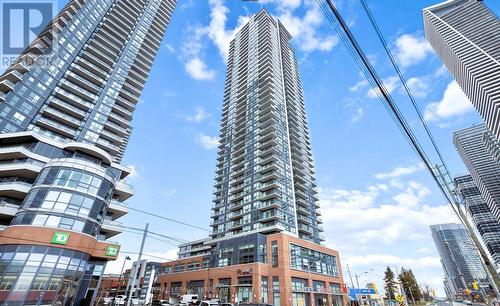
[179,294,199,305]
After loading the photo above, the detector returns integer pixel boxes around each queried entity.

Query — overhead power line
[359,0,454,186]
[127,206,211,232]
[315,0,500,291]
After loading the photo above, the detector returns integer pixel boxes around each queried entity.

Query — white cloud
[424,81,474,123]
[196,133,219,150]
[375,164,423,180]
[126,165,140,178]
[319,167,458,296]
[205,0,249,60]
[349,79,369,93]
[185,107,211,123]
[406,76,431,98]
[165,44,175,53]
[273,1,339,53]
[162,189,177,198]
[351,107,364,123]
[392,181,430,208]
[346,254,441,269]
[180,0,248,80]
[393,34,433,68]
[185,58,216,81]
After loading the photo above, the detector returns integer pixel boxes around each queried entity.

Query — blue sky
[25,0,500,296]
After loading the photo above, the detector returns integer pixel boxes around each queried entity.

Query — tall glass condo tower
[211,10,323,244]
[0,0,176,305]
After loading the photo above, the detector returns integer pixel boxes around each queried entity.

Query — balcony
[0,79,15,93]
[0,159,44,179]
[108,199,128,220]
[0,200,20,218]
[0,179,32,199]
[114,181,133,201]
[1,70,23,83]
[96,138,121,156]
[101,218,122,238]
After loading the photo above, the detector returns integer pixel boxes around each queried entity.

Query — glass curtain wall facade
[211,9,323,244]
[454,175,500,265]
[0,0,176,305]
[454,125,500,223]
[430,223,489,299]
[423,0,500,140]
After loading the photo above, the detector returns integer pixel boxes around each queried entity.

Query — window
[290,244,339,276]
[261,277,269,303]
[272,277,280,306]
[187,262,201,271]
[271,240,278,267]
[291,278,307,292]
[173,264,185,272]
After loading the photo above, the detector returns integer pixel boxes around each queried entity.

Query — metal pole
[127,223,148,306]
[394,266,408,306]
[355,274,361,306]
[113,257,129,305]
[347,264,356,289]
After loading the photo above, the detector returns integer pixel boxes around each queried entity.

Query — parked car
[239,304,273,306]
[218,303,234,306]
[152,299,170,305]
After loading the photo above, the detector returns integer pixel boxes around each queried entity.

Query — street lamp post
[113,256,131,306]
[355,271,370,306]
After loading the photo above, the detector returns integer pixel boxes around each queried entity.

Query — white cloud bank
[196,133,219,150]
[181,0,338,80]
[424,81,474,122]
[393,34,433,68]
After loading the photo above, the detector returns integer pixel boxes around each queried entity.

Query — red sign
[237,268,253,275]
[342,283,348,293]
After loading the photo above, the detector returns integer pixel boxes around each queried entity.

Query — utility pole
[347,264,356,288]
[355,274,362,306]
[113,256,131,305]
[394,266,409,306]
[126,223,148,306]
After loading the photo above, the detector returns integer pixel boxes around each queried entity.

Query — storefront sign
[236,268,252,275]
[51,232,70,245]
[105,245,119,256]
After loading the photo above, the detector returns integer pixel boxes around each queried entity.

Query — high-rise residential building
[154,11,346,306]
[0,0,176,305]
[423,0,500,140]
[430,223,490,299]
[211,7,323,244]
[454,125,500,222]
[454,175,500,266]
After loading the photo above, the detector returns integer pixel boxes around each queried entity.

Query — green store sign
[105,245,119,257]
[51,232,70,245]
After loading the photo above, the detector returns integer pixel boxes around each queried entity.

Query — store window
[0,245,88,305]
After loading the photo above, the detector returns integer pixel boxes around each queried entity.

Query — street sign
[105,245,119,257]
[51,232,70,245]
[396,294,404,306]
